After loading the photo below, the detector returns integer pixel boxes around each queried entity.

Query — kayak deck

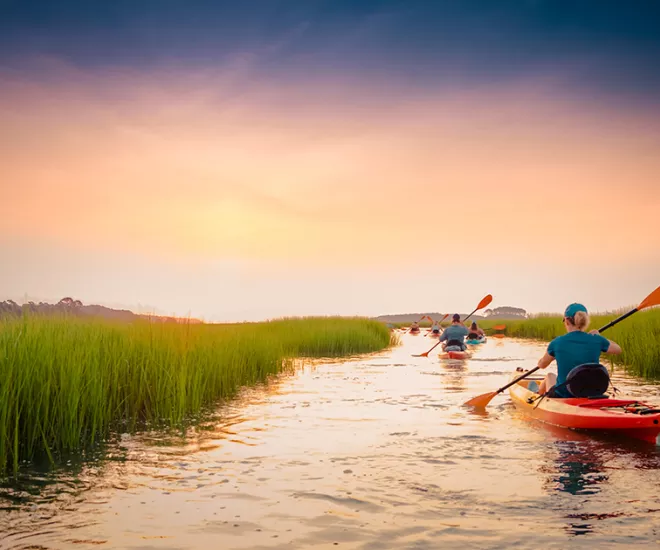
[509,372,660,444]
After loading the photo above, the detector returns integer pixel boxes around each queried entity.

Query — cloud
[1,60,659,318]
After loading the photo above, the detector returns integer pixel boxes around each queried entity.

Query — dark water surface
[2,336,660,549]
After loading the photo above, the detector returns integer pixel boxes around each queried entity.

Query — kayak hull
[466,337,487,345]
[509,372,660,445]
[439,351,472,360]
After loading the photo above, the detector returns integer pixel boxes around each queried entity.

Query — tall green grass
[0,316,393,476]
[479,310,660,379]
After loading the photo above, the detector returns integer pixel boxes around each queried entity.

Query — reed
[0,315,393,475]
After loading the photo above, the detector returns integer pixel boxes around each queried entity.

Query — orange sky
[2,65,659,320]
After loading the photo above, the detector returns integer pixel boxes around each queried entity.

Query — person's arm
[539,338,558,369]
[590,331,622,355]
[537,352,555,369]
[439,330,448,342]
[607,341,622,354]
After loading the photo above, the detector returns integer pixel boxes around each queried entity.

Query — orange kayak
[439,350,472,360]
[509,372,660,444]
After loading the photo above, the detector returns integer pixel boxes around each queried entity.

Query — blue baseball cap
[564,303,588,318]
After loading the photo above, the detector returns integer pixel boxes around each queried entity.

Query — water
[2,335,660,549]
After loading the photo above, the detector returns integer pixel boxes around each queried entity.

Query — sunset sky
[2,1,659,321]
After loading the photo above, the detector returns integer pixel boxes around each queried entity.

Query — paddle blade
[412,352,430,358]
[476,294,493,310]
[638,285,660,310]
[441,314,449,321]
[464,391,498,408]
[493,324,506,331]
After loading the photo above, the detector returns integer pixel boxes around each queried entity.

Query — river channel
[2,335,659,549]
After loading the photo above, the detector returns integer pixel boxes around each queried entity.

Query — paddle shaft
[596,308,637,333]
[494,366,542,395]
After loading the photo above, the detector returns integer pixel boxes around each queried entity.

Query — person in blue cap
[534,303,622,396]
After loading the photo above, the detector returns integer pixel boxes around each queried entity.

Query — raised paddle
[406,315,428,334]
[426,314,449,336]
[464,285,660,409]
[412,295,493,357]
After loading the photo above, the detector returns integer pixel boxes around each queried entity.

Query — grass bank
[479,311,660,379]
[0,316,393,476]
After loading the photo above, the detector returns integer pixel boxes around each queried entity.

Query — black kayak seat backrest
[565,363,610,398]
[467,332,479,340]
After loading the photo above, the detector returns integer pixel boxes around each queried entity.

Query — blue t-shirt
[547,331,611,392]
[439,324,468,344]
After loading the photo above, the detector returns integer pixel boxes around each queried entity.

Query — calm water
[2,335,660,549]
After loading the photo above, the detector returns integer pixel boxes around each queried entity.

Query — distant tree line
[483,306,527,319]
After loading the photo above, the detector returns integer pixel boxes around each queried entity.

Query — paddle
[464,285,660,408]
[412,295,492,357]
[406,315,427,334]
[493,324,506,331]
[426,314,449,336]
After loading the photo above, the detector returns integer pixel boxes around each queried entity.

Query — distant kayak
[466,336,487,345]
[509,371,660,445]
[439,350,472,360]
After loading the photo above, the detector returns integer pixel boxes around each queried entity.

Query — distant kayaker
[468,321,485,340]
[535,303,622,397]
[410,321,420,333]
[430,319,441,334]
[439,314,469,351]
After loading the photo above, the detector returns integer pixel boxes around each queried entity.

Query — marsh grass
[0,315,393,475]
[479,310,660,379]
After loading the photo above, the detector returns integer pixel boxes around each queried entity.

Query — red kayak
[439,350,472,360]
[509,372,660,444]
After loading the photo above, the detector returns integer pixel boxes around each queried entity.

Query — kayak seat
[565,363,611,398]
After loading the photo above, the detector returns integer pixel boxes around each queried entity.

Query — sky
[1,0,660,321]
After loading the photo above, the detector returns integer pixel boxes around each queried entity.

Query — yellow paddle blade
[638,285,660,310]
[464,391,498,408]
[477,294,493,310]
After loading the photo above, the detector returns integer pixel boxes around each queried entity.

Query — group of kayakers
[409,315,486,351]
[406,302,623,399]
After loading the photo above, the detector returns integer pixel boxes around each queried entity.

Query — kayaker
[439,314,469,351]
[535,303,622,397]
[430,319,441,335]
[410,321,420,333]
[467,321,485,340]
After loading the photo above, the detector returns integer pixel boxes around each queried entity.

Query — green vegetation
[0,316,393,476]
[479,311,660,379]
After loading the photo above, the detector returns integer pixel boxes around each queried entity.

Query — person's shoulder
[550,333,566,344]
